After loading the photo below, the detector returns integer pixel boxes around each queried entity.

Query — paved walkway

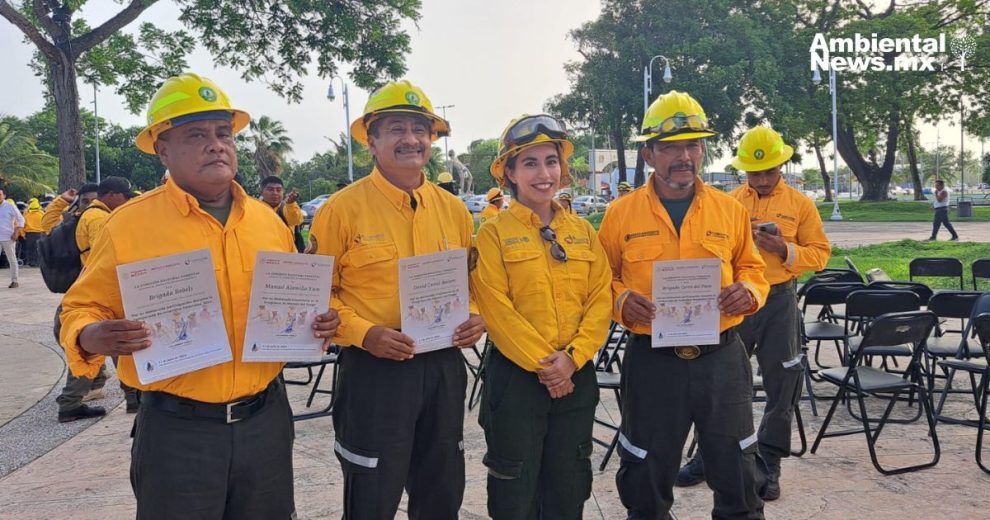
[821,221,990,248]
[2,232,989,519]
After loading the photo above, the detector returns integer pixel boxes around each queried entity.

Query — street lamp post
[813,66,842,221]
[327,78,354,182]
[643,55,673,117]
[92,83,101,184]
[437,104,455,164]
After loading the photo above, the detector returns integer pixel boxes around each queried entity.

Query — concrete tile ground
[2,229,990,520]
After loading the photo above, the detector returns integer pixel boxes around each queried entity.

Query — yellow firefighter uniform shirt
[23,208,44,234]
[598,175,769,336]
[277,201,304,232]
[472,200,612,372]
[41,196,70,233]
[479,203,501,225]
[75,199,112,266]
[310,167,477,349]
[60,180,295,403]
[730,181,831,285]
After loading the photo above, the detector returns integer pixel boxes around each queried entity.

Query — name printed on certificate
[117,249,231,384]
[243,251,334,362]
[398,248,470,353]
[651,258,721,348]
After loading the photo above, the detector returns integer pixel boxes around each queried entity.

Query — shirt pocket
[621,243,664,283]
[700,240,733,288]
[344,243,399,299]
[502,248,548,298]
[565,247,597,297]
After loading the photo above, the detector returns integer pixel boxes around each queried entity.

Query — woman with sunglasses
[470,114,612,519]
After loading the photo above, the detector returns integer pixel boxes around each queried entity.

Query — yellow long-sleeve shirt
[479,203,501,225]
[311,167,477,349]
[60,180,295,403]
[730,181,831,285]
[75,200,111,266]
[275,201,304,231]
[22,210,44,234]
[598,175,769,336]
[41,196,71,233]
[472,200,612,372]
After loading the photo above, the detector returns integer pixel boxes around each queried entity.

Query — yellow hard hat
[635,90,717,143]
[437,171,454,183]
[557,191,572,201]
[618,181,633,192]
[490,114,574,187]
[136,73,250,154]
[350,80,450,146]
[486,187,503,202]
[730,126,794,172]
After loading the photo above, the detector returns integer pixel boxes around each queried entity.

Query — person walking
[0,188,24,288]
[928,179,959,241]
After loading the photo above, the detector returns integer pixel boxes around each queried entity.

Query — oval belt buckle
[674,345,701,360]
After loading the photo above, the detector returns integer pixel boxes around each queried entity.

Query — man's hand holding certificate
[398,249,471,353]
[651,258,721,348]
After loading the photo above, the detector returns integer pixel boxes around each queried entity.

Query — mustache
[396,145,425,153]
[667,161,695,173]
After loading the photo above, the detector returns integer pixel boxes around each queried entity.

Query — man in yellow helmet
[479,187,504,224]
[617,181,633,197]
[21,198,44,267]
[557,191,574,213]
[436,170,457,195]
[598,91,769,519]
[677,126,830,501]
[310,79,484,520]
[60,72,339,519]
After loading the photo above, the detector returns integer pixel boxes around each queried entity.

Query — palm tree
[245,116,294,183]
[0,117,58,198]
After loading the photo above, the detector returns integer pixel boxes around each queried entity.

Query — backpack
[276,204,307,253]
[37,205,109,293]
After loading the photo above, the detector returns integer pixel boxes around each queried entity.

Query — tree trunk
[836,109,900,201]
[813,137,832,202]
[50,51,86,191]
[904,123,926,201]
[613,122,626,186]
[634,150,645,186]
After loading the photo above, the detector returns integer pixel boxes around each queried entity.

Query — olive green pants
[479,347,599,520]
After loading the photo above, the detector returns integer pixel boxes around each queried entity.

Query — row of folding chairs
[847,256,990,290]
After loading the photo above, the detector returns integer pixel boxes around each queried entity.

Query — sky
[0,0,986,177]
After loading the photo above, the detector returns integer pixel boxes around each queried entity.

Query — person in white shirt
[0,188,26,288]
[928,179,959,241]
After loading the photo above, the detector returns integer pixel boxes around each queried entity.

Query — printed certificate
[243,251,334,362]
[398,249,469,353]
[651,258,721,348]
[117,249,231,384]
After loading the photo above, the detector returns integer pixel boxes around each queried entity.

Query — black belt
[633,328,736,360]
[142,378,281,424]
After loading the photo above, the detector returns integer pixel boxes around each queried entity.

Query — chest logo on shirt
[775,213,797,223]
[624,230,660,242]
[705,230,729,241]
[503,236,532,247]
[563,234,590,245]
[354,232,387,245]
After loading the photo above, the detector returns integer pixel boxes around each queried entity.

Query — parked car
[572,195,608,216]
[464,193,510,213]
[301,194,330,224]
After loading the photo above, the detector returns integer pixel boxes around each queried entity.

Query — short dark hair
[261,176,284,189]
[79,183,99,195]
[935,179,945,185]
[98,176,132,195]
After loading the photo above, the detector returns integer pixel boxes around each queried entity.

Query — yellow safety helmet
[557,191,573,201]
[730,126,794,172]
[617,181,633,192]
[350,80,450,146]
[486,187,503,202]
[136,73,250,154]
[635,90,717,143]
[490,114,574,187]
[437,171,454,183]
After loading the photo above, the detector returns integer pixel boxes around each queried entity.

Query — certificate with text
[243,251,334,362]
[117,249,231,384]
[399,249,469,353]
[651,258,721,348]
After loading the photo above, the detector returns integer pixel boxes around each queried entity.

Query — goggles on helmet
[643,114,710,137]
[503,115,568,150]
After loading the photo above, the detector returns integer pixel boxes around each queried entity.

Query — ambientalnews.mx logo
[810,33,976,72]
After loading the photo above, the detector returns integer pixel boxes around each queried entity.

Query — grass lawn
[823,239,990,289]
[816,200,990,222]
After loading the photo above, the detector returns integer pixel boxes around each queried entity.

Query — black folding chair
[925,291,985,402]
[972,259,990,291]
[845,256,861,276]
[867,281,933,307]
[467,336,493,411]
[593,371,622,470]
[909,257,964,289]
[283,348,340,421]
[936,311,990,474]
[810,311,940,475]
[933,294,990,422]
[800,282,866,369]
